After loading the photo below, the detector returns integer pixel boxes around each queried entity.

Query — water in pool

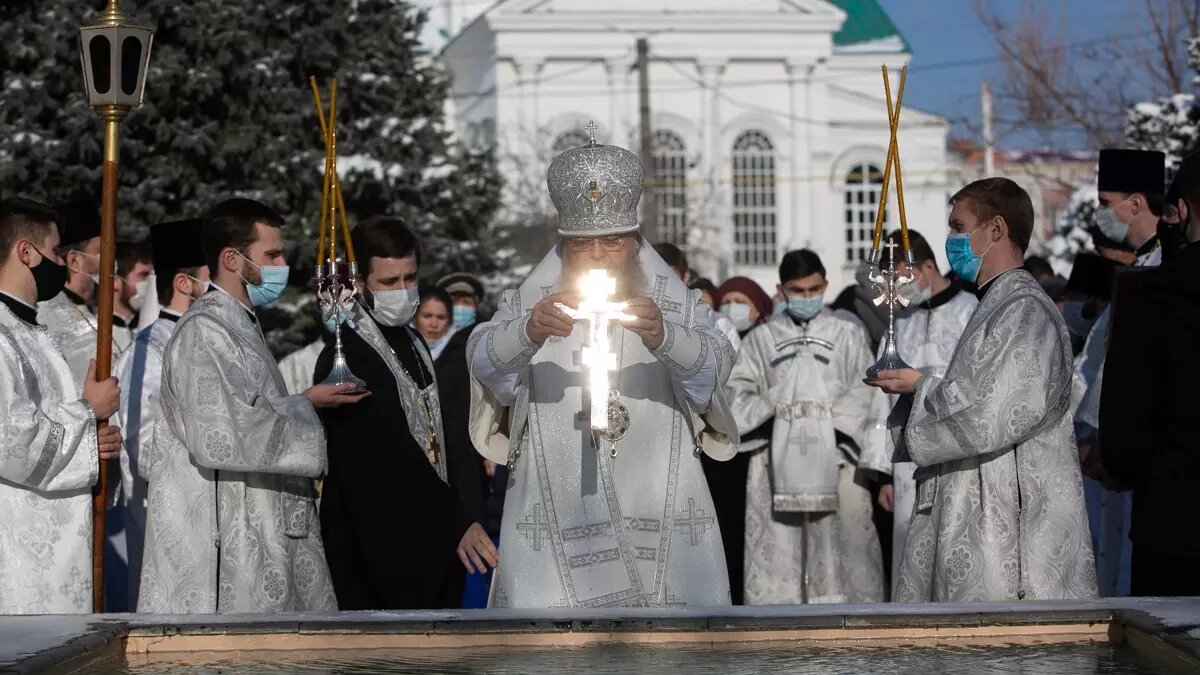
[99,642,1188,674]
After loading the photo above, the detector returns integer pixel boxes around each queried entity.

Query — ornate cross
[673,497,715,546]
[585,120,598,145]
[559,269,633,435]
[517,504,550,551]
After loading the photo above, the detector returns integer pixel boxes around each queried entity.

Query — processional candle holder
[865,64,917,380]
[310,76,366,393]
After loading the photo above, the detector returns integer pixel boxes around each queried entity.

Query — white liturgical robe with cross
[468,244,738,609]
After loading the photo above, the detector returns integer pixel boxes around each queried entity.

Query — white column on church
[517,57,545,141]
[786,57,811,252]
[698,58,728,279]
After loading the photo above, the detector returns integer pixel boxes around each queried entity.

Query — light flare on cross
[557,269,634,433]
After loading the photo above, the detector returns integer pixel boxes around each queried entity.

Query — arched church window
[552,130,591,154]
[653,130,688,247]
[844,163,885,263]
[731,131,777,266]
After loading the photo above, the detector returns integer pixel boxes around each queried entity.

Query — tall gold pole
[92,104,128,613]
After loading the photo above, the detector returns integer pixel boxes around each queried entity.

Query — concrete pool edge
[3,598,1198,673]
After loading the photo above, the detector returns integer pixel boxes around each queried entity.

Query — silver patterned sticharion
[547,124,644,237]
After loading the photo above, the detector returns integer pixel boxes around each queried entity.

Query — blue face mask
[945,222,997,283]
[237,252,289,307]
[785,296,823,321]
[452,304,477,329]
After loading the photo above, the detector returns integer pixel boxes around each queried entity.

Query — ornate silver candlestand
[865,240,914,380]
[315,259,366,392]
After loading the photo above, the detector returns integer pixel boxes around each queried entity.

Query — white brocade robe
[278,340,325,396]
[37,291,106,389]
[861,287,977,594]
[893,270,1098,602]
[138,289,336,613]
[0,298,98,614]
[729,311,883,605]
[113,313,178,607]
[469,248,738,609]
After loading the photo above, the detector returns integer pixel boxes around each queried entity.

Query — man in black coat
[1100,152,1200,596]
[316,217,497,610]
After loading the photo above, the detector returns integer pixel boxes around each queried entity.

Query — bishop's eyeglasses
[564,236,630,253]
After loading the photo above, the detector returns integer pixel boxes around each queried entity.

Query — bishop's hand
[525,292,576,345]
[623,297,665,349]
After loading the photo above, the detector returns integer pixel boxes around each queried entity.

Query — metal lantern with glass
[309,76,366,393]
[864,64,916,381]
[78,0,153,612]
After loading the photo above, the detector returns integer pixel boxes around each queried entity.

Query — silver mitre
[547,123,643,237]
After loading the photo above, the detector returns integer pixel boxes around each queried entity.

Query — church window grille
[844,163,885,263]
[653,130,688,247]
[731,131,777,266]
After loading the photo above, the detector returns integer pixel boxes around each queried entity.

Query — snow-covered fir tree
[0,0,507,356]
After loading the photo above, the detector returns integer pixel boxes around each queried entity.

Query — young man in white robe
[138,198,367,614]
[728,249,883,605]
[869,177,1097,602]
[1073,149,1165,597]
[37,199,112,388]
[469,137,739,608]
[0,198,123,614]
[861,229,976,596]
[112,218,210,610]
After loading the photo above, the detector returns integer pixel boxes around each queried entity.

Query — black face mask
[28,250,69,302]
[1157,218,1184,263]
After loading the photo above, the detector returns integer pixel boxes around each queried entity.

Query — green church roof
[827,0,910,52]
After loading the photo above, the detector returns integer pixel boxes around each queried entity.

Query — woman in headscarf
[715,276,773,340]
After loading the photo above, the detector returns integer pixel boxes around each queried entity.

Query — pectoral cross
[559,269,634,455]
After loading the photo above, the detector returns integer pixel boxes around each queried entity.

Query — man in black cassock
[1100,151,1200,597]
[315,216,497,610]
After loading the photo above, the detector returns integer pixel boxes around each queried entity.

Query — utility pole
[637,37,659,242]
[982,81,995,176]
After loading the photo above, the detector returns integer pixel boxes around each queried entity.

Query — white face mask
[129,278,150,311]
[371,287,420,327]
[720,302,754,332]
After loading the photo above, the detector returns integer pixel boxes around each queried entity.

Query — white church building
[441,0,953,293]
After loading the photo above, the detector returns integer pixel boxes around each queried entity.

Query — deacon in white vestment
[1072,149,1165,597]
[112,218,209,609]
[469,137,738,609]
[729,249,883,605]
[870,178,1097,602]
[139,198,365,614]
[0,197,122,614]
[861,231,976,595]
[38,200,111,388]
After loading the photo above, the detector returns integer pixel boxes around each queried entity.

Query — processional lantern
[310,76,366,393]
[78,0,154,613]
[864,64,915,381]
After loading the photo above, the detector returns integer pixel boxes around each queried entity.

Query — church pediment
[494,0,834,14]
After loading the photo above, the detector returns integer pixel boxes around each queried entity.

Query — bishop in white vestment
[469,138,738,608]
[729,250,883,605]
[139,198,354,613]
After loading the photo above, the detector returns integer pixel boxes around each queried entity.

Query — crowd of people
[0,139,1195,615]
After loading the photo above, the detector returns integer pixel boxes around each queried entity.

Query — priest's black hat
[151,219,206,275]
[1066,253,1119,301]
[1097,149,1165,196]
[1167,150,1200,205]
[55,198,101,247]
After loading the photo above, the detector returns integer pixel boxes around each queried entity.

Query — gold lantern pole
[310,76,365,392]
[78,0,153,612]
